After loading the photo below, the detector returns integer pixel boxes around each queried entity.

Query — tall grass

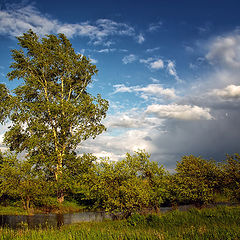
[1,206,240,239]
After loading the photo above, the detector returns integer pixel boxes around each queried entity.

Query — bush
[127,212,146,226]
[171,155,221,205]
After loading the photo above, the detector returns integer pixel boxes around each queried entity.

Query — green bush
[127,212,146,226]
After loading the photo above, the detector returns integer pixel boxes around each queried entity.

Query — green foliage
[89,151,168,216]
[4,30,108,203]
[221,153,240,201]
[57,153,97,202]
[0,83,11,123]
[127,212,146,226]
[171,155,222,205]
[0,152,53,212]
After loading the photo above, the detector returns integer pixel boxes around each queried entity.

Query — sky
[0,0,240,169]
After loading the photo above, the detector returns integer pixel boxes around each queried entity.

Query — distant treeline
[0,150,239,216]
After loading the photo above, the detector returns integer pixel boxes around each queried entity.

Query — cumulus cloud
[206,34,240,68]
[210,85,240,100]
[105,110,162,129]
[83,30,240,168]
[150,59,164,69]
[140,57,164,70]
[0,3,142,45]
[140,58,181,80]
[80,128,155,161]
[146,104,213,120]
[122,54,138,64]
[107,114,143,128]
[113,83,177,99]
[134,84,177,99]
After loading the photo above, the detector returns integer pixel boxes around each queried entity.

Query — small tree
[90,151,168,217]
[0,152,51,213]
[222,153,240,201]
[4,30,108,203]
[173,155,221,205]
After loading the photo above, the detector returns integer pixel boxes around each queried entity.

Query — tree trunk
[26,196,31,214]
[57,190,64,204]
[56,153,64,204]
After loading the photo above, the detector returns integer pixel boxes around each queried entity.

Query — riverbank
[1,206,240,239]
[0,201,87,215]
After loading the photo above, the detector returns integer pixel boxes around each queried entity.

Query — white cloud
[97,48,116,53]
[105,108,163,129]
[210,85,240,100]
[107,114,143,128]
[206,34,240,68]
[93,151,124,162]
[140,57,164,70]
[136,33,145,44]
[167,60,182,82]
[122,54,137,64]
[80,128,155,161]
[135,84,177,99]
[139,57,153,64]
[148,21,162,32]
[140,58,181,79]
[0,4,58,37]
[146,47,160,53]
[0,3,140,45]
[150,77,160,83]
[113,84,134,93]
[85,30,240,167]
[113,83,177,99]
[150,59,164,69]
[146,104,213,120]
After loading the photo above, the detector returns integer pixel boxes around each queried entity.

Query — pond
[0,211,112,229]
[0,203,235,229]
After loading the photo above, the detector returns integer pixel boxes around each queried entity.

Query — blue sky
[1,0,240,168]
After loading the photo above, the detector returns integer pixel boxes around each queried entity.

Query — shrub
[127,212,146,226]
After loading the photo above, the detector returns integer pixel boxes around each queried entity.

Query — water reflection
[0,203,236,229]
[0,211,112,229]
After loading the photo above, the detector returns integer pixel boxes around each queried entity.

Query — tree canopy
[171,155,221,205]
[4,30,109,203]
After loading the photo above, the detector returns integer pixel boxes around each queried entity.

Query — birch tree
[4,30,108,203]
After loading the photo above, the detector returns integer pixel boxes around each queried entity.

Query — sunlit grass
[0,200,87,215]
[0,206,29,215]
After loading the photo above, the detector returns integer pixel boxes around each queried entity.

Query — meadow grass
[0,206,240,239]
[0,206,29,215]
